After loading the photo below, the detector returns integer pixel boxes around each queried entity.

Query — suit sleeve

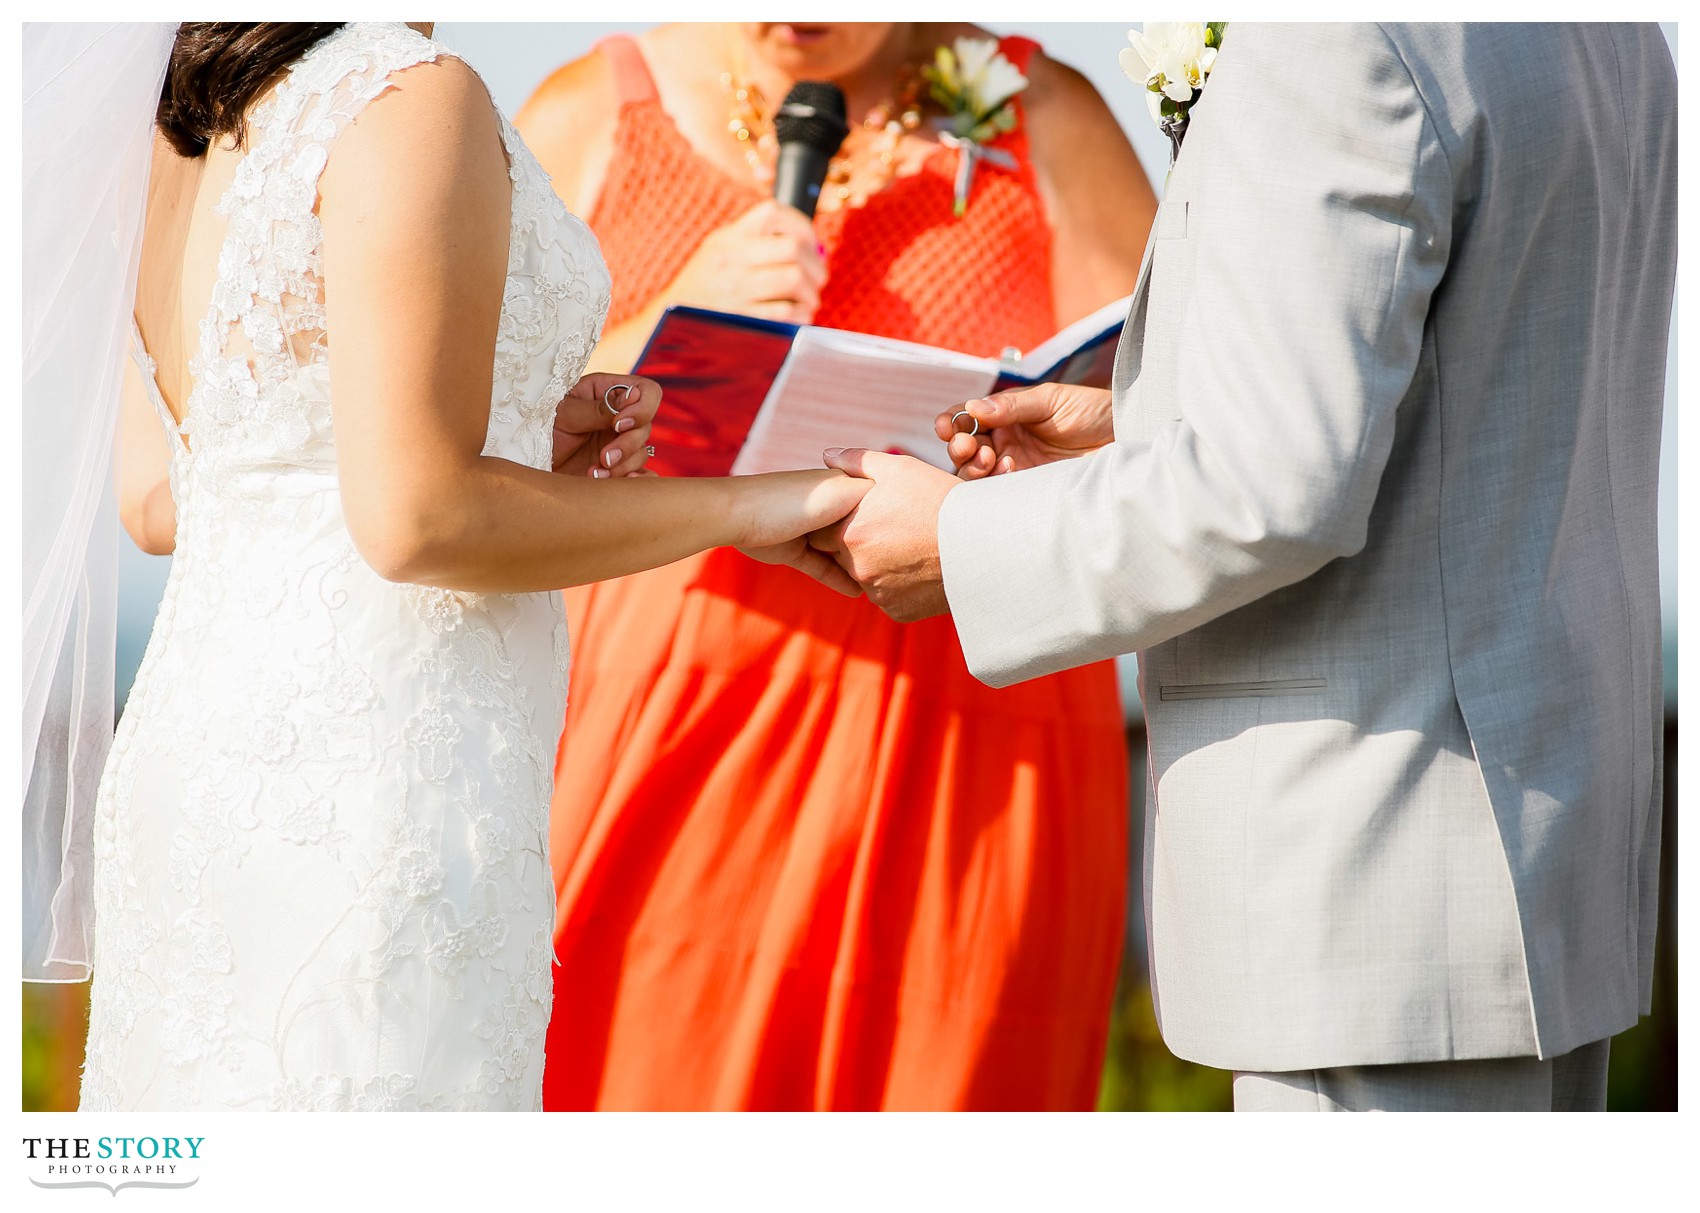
[938,23,1454,688]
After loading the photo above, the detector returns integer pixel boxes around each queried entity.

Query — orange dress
[543,33,1129,1110]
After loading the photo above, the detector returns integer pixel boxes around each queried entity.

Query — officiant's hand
[806,448,957,623]
[935,382,1114,479]
[552,372,661,479]
[664,200,826,324]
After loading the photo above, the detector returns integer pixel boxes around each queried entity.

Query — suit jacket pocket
[1156,199,1189,240]
[1158,677,1327,702]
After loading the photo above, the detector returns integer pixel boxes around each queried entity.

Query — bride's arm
[319,56,863,596]
[116,355,177,556]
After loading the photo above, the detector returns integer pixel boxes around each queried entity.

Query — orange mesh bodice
[587,33,1056,358]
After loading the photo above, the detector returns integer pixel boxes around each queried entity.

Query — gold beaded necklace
[722,61,927,211]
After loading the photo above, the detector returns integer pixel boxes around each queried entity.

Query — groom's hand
[809,448,956,622]
[935,382,1115,480]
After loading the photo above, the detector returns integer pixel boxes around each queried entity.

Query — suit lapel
[1111,220,1161,433]
[1113,219,1161,397]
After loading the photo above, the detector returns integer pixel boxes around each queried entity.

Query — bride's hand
[553,372,662,478]
[736,470,872,597]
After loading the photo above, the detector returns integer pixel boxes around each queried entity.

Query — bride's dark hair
[157,23,346,157]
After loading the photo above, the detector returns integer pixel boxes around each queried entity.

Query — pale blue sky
[114,22,1679,714]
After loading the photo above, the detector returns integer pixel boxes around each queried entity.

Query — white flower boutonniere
[923,37,1029,216]
[1121,22,1225,164]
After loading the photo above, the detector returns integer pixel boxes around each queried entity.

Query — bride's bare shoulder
[340,50,500,143]
[322,51,508,184]
[317,52,511,234]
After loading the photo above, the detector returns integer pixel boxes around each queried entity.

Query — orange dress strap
[997,33,1041,69]
[992,34,1040,165]
[594,33,660,106]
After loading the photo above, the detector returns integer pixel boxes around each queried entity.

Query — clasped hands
[752,381,1115,620]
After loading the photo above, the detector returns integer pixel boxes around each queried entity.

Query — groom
[798,24,1677,1109]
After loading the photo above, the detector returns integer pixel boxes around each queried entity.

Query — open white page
[731,328,999,475]
[1003,293,1134,379]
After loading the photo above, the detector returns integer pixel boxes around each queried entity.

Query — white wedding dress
[79,23,610,1111]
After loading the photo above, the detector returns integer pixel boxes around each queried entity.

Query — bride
[29,21,866,1111]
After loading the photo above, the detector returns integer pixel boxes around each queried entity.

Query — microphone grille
[774,82,850,152]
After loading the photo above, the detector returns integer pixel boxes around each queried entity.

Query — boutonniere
[1122,22,1226,164]
[922,37,1029,216]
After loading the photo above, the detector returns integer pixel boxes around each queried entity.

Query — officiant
[514,20,1157,1111]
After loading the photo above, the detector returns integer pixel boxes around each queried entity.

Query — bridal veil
[22,22,176,980]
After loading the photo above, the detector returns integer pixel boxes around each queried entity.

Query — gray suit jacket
[937,23,1675,1071]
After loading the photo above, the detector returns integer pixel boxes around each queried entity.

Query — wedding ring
[949,410,980,438]
[602,383,633,417]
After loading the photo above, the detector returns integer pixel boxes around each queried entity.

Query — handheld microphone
[772,82,849,219]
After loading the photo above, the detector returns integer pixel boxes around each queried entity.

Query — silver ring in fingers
[949,410,980,437]
[602,383,634,417]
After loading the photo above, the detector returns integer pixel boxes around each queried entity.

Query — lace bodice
[81,23,610,1112]
[182,21,608,478]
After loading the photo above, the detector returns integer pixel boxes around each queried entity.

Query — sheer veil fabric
[22,23,176,981]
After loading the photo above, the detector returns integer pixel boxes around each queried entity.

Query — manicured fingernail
[823,447,844,459]
[614,417,636,434]
[591,467,610,479]
[604,448,624,468]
